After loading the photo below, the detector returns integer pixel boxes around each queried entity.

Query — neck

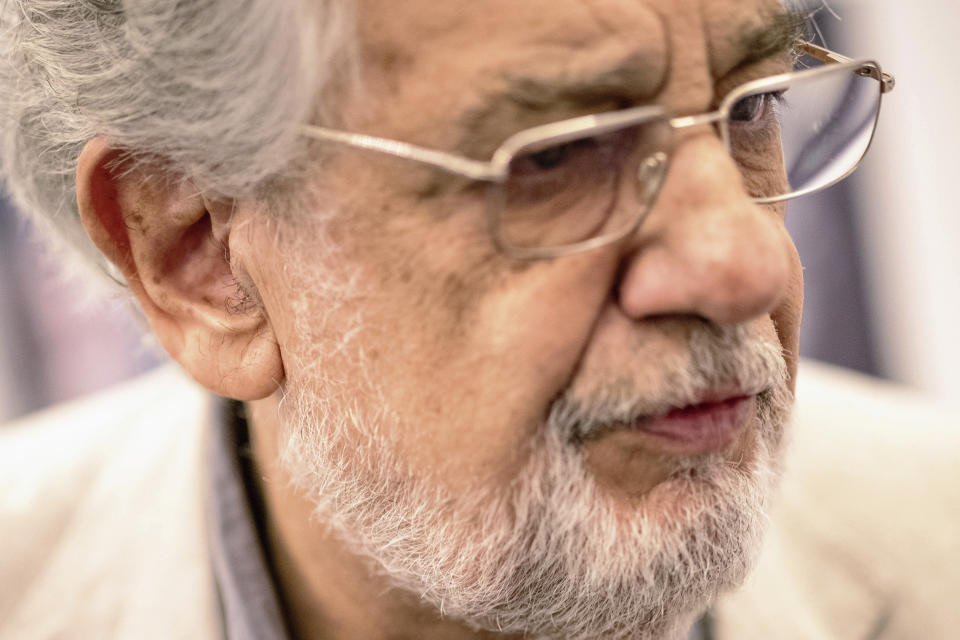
[245,397,523,640]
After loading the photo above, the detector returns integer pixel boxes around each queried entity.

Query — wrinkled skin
[78,0,805,638]
[240,1,802,638]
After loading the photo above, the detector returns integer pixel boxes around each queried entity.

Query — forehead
[358,0,788,83]
[361,0,785,50]
[351,0,791,141]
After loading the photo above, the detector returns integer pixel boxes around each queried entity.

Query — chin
[277,318,794,640]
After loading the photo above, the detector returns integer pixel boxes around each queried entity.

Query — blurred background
[786,0,960,399]
[1,0,957,423]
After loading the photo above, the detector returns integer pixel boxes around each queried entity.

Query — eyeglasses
[301,42,895,260]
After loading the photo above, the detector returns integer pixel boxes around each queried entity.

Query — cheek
[731,132,789,198]
[256,183,621,489]
[365,244,619,488]
[771,237,804,386]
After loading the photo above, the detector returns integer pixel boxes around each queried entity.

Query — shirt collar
[205,398,713,640]
[207,399,290,640]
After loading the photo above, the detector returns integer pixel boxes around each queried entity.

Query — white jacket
[1,362,958,639]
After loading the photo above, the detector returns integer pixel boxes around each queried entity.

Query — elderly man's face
[238,0,803,636]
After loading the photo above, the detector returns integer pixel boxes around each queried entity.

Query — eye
[516,138,598,174]
[528,145,569,170]
[730,91,785,124]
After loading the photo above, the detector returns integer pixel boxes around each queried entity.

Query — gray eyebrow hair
[450,53,666,160]
[500,51,667,113]
[498,13,806,116]
[448,11,806,161]
[735,11,808,67]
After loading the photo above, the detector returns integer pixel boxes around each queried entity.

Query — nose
[616,133,793,325]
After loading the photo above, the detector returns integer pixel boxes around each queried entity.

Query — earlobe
[76,137,285,400]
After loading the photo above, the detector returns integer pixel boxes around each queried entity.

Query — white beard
[277,319,792,640]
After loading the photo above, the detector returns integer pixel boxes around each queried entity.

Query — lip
[630,395,755,456]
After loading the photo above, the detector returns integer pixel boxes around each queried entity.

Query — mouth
[629,394,756,456]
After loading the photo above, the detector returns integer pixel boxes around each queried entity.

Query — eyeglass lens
[730,54,882,202]
[494,54,883,252]
[496,122,672,250]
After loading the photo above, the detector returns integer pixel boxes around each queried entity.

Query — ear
[76,137,284,400]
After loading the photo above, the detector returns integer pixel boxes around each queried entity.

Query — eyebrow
[499,51,667,114]
[450,53,665,160]
[449,11,806,161]
[499,12,806,115]
[735,10,808,67]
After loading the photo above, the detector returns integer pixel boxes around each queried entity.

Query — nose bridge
[669,109,729,150]
[616,132,791,325]
[668,110,724,129]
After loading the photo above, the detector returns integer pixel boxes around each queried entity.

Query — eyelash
[730,90,787,127]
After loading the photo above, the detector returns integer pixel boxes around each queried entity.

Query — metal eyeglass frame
[301,41,896,260]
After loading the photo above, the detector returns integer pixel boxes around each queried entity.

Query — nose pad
[615,133,793,324]
[636,151,669,202]
[625,151,670,235]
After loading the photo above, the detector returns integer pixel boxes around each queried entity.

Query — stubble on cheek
[267,171,627,489]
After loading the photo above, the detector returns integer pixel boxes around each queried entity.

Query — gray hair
[0,0,354,290]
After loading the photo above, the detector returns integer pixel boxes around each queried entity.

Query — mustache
[546,323,790,442]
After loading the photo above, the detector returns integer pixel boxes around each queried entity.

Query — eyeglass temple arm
[300,125,502,181]
[799,41,896,93]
